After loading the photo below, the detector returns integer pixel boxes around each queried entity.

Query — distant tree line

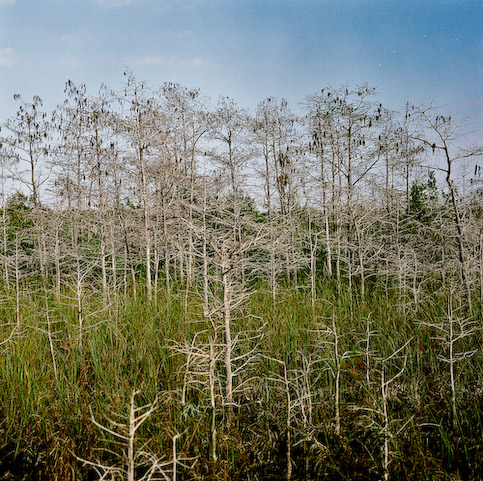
[0,74,481,309]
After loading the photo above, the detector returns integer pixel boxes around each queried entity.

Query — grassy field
[0,274,481,480]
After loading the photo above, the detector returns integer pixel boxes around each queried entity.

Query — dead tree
[416,106,483,312]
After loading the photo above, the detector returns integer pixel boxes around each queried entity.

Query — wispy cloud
[177,30,194,39]
[93,0,141,9]
[61,34,77,43]
[128,55,203,68]
[0,0,15,5]
[0,47,16,67]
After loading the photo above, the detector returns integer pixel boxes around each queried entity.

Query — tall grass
[0,277,481,480]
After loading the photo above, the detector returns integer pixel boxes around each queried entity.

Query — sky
[0,0,482,139]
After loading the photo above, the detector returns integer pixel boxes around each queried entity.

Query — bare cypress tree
[209,98,252,241]
[416,106,483,312]
[303,86,382,302]
[4,95,52,279]
[4,95,51,208]
[53,82,91,212]
[86,87,114,306]
[186,186,266,424]
[421,293,479,427]
[162,83,208,294]
[0,143,13,286]
[113,73,165,302]
[253,97,300,289]
[207,96,255,291]
[53,81,117,305]
[303,92,338,278]
[254,98,289,299]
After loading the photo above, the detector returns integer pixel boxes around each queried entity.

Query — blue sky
[0,0,482,135]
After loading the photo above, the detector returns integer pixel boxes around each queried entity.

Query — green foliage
[409,171,439,224]
[5,191,34,232]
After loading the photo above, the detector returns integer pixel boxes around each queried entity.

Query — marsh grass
[0,278,482,480]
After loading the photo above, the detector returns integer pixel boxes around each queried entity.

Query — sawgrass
[0,277,481,480]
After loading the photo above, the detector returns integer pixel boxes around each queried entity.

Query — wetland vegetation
[0,77,482,480]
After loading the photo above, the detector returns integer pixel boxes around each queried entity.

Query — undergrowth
[0,278,481,480]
